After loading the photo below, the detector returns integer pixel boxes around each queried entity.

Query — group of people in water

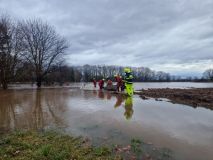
[92,74,124,91]
[91,68,134,119]
[92,67,134,96]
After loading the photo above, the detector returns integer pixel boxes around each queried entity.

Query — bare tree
[0,15,20,89]
[203,69,213,81]
[18,19,68,88]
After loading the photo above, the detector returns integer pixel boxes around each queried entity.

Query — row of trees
[12,63,213,85]
[203,69,213,81]
[69,66,213,82]
[0,15,68,89]
[78,65,172,82]
[12,64,177,83]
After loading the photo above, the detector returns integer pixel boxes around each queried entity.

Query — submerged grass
[0,131,121,160]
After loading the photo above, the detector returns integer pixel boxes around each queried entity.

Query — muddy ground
[137,88,213,110]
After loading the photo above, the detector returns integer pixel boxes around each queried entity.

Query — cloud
[1,0,213,76]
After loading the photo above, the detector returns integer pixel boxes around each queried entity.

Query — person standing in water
[92,78,97,88]
[124,68,134,96]
[98,79,105,90]
[114,74,122,92]
[106,78,113,90]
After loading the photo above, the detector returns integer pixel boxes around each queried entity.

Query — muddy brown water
[9,82,213,90]
[0,87,213,160]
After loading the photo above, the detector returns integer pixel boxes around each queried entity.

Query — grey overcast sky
[1,0,213,76]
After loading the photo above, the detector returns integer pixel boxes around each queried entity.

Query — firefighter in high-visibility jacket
[124,68,134,96]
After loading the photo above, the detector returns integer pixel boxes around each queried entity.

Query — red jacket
[93,79,96,84]
[98,80,104,86]
[115,76,122,84]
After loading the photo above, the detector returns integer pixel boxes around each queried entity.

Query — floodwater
[1,83,213,160]
[9,82,213,90]
[133,82,213,89]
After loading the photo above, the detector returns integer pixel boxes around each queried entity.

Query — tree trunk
[2,81,8,90]
[0,71,8,89]
[36,76,42,88]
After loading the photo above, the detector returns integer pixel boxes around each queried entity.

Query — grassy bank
[0,131,173,160]
[0,131,121,160]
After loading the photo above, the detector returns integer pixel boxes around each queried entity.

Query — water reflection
[92,90,97,96]
[1,89,213,160]
[114,94,124,108]
[124,97,133,120]
[113,94,134,120]
[0,89,67,132]
[0,91,17,132]
[93,91,134,120]
[106,91,112,100]
[33,90,44,130]
[98,90,104,99]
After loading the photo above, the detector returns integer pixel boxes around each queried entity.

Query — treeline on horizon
[0,14,213,89]
[15,64,213,84]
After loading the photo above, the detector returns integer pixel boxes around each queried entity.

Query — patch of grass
[40,144,51,156]
[130,138,173,160]
[94,147,111,156]
[0,131,174,160]
[131,138,142,154]
[0,131,121,160]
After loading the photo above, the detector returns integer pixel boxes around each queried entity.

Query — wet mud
[137,88,213,109]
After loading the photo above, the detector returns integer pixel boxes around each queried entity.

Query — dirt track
[137,88,213,110]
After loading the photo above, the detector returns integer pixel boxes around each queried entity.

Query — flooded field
[9,82,213,90]
[1,83,213,160]
[133,82,213,89]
